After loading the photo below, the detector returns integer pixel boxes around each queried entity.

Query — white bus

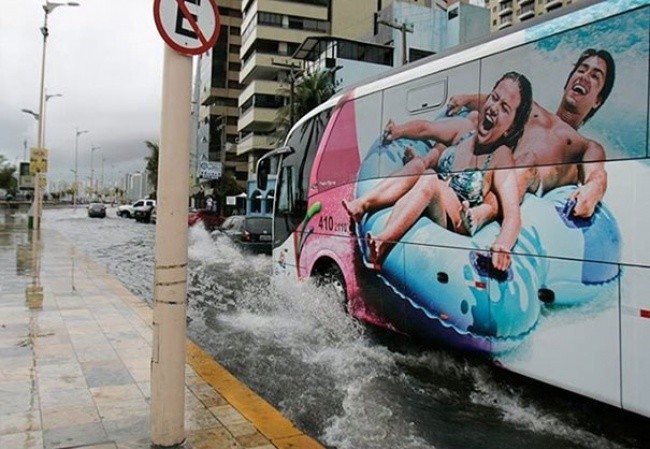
[256,0,650,417]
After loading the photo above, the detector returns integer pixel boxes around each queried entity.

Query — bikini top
[436,130,493,207]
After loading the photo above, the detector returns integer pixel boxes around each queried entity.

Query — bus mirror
[257,157,270,191]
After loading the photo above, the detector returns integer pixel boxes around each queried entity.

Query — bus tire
[314,262,347,307]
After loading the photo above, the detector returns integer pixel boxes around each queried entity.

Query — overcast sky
[0,0,172,187]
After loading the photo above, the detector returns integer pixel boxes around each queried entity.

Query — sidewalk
[0,221,323,449]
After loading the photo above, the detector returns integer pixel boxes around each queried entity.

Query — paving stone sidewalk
[0,223,322,449]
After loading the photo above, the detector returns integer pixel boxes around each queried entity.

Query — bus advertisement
[257,0,649,417]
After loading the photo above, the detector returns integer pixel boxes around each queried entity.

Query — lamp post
[31,0,80,230]
[43,90,62,147]
[100,155,107,198]
[90,145,100,199]
[73,128,88,209]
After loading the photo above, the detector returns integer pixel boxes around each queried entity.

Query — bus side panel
[496,255,623,407]
[381,61,481,146]
[621,265,650,417]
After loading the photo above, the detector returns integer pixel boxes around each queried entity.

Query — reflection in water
[25,230,43,309]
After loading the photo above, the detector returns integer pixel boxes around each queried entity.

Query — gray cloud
[1,0,171,188]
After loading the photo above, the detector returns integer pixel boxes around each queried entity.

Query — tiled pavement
[0,220,323,449]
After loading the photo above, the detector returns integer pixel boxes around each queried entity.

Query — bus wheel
[315,263,347,306]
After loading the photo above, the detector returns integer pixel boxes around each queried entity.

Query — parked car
[116,202,134,218]
[133,199,156,223]
[87,202,106,218]
[150,206,157,224]
[214,215,272,254]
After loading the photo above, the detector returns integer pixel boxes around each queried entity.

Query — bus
[256,0,649,418]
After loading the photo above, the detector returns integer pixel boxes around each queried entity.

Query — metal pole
[32,9,49,230]
[100,155,105,198]
[219,115,226,215]
[401,24,408,66]
[90,146,99,199]
[73,128,87,210]
[150,45,191,447]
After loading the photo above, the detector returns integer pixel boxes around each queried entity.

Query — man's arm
[571,138,607,217]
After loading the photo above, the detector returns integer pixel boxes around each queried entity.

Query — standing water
[44,208,648,449]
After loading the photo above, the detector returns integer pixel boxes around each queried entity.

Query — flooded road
[42,207,649,449]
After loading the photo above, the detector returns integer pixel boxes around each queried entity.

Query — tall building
[123,172,151,203]
[296,1,489,91]
[198,0,248,186]
[236,0,330,174]
[487,0,578,31]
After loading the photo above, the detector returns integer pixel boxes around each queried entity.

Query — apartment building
[197,0,248,186]
[487,0,578,31]
[237,0,330,173]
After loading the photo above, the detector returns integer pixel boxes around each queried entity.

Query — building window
[448,8,459,20]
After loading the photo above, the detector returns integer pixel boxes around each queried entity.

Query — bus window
[406,79,447,114]
[276,166,294,214]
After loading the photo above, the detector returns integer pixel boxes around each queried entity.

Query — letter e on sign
[153,0,220,56]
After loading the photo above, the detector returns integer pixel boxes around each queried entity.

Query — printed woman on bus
[352,72,533,272]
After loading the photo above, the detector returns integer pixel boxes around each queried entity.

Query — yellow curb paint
[186,341,324,447]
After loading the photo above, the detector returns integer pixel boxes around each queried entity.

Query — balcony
[236,133,278,155]
[240,52,294,85]
[518,0,533,5]
[238,107,278,132]
[545,0,563,11]
[498,4,513,16]
[518,6,535,20]
[239,80,285,107]
[498,16,513,30]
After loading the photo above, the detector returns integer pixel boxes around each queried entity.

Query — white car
[133,199,156,223]
[117,199,151,219]
[116,203,134,218]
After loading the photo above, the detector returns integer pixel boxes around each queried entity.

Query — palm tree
[274,69,337,143]
[0,154,17,193]
[144,140,159,195]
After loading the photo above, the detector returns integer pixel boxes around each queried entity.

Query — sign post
[29,147,48,230]
[151,1,220,447]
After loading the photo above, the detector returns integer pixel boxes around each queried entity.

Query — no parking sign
[153,0,220,56]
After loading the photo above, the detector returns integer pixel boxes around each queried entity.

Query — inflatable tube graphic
[352,136,621,352]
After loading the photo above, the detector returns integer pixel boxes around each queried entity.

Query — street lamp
[31,0,80,230]
[21,108,40,120]
[90,145,100,199]
[73,128,88,209]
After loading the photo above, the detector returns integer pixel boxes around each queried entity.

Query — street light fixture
[73,128,88,209]
[30,0,80,230]
[21,109,40,120]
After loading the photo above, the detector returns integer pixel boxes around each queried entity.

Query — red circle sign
[153,0,220,56]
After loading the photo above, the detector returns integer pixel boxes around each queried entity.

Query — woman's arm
[385,117,472,146]
[490,148,521,271]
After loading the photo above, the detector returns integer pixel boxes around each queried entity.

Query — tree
[274,69,337,143]
[0,154,17,193]
[144,140,159,195]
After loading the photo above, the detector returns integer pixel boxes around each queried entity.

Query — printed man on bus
[447,48,616,231]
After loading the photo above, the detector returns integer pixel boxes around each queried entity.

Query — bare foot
[460,201,477,236]
[365,232,382,270]
[342,199,363,223]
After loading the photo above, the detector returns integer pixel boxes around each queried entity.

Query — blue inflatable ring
[353,136,621,353]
